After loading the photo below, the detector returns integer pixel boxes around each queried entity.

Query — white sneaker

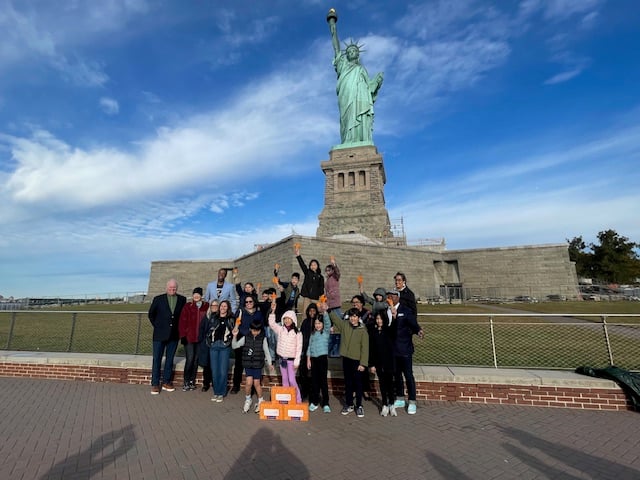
[309,403,318,412]
[254,397,264,413]
[390,405,398,417]
[243,397,252,413]
[380,405,389,417]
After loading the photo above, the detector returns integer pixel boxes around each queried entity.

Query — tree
[567,230,640,284]
[567,235,590,278]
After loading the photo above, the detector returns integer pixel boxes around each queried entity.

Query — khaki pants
[300,296,319,315]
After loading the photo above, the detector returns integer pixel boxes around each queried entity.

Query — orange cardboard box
[271,386,297,404]
[283,403,309,422]
[259,402,284,421]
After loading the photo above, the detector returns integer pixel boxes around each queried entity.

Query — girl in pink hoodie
[268,301,303,403]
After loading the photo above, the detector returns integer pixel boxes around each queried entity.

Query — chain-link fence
[1,311,639,370]
[414,313,640,370]
[0,311,155,355]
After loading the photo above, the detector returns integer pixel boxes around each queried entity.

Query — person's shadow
[500,426,640,478]
[39,424,135,479]
[224,427,309,480]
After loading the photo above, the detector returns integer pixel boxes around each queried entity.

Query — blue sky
[1,0,639,298]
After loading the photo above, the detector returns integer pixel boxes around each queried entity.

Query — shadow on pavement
[224,427,309,480]
[38,424,136,480]
[425,451,474,480]
[500,426,640,478]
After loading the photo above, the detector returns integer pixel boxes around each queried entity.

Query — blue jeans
[328,334,341,358]
[151,339,178,386]
[209,341,231,396]
[395,354,416,401]
[265,327,277,364]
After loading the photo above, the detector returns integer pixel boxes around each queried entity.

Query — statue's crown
[343,39,365,54]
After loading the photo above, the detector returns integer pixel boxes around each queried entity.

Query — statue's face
[346,46,359,61]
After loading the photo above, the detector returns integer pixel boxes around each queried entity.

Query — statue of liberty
[327,8,384,147]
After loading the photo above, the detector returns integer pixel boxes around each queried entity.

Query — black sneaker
[201,385,210,392]
[182,384,190,392]
[356,405,364,418]
[341,405,354,415]
[230,388,240,395]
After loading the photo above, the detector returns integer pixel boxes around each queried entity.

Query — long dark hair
[217,300,233,319]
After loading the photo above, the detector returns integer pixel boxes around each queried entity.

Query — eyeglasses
[245,300,254,304]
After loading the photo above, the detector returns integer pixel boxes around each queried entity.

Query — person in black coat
[148,278,186,394]
[368,311,396,416]
[295,244,324,314]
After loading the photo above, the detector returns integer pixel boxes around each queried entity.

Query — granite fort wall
[445,244,580,299]
[147,260,233,298]
[148,236,578,302]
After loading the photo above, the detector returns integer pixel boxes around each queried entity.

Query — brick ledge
[0,351,633,411]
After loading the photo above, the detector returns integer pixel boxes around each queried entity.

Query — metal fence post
[67,313,77,352]
[135,313,143,355]
[489,315,498,368]
[6,311,17,350]
[601,315,614,366]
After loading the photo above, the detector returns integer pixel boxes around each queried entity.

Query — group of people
[147,249,424,418]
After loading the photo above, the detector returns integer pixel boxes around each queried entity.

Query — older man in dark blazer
[148,278,186,394]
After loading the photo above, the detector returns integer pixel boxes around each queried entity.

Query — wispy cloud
[388,1,512,109]
[99,97,120,115]
[0,52,333,214]
[542,0,603,22]
[518,0,603,85]
[544,68,583,85]
[396,121,640,248]
[0,0,147,84]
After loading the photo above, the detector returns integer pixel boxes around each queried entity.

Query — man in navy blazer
[387,289,424,415]
[148,278,186,394]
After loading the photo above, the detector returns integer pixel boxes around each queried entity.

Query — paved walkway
[1,377,639,479]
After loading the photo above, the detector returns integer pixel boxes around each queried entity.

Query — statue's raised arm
[327,8,340,57]
[326,8,383,147]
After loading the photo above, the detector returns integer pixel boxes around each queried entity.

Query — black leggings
[309,355,329,407]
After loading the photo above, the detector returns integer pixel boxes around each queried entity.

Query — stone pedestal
[316,145,397,242]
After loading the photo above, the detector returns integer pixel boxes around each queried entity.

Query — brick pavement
[0,377,639,480]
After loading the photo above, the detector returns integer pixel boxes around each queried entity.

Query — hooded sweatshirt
[268,310,303,367]
[362,287,389,317]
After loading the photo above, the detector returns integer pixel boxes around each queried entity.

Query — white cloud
[99,97,120,115]
[0,52,334,214]
[544,68,583,85]
[543,0,602,22]
[53,56,109,87]
[394,123,640,249]
[0,0,147,84]
[381,2,512,114]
